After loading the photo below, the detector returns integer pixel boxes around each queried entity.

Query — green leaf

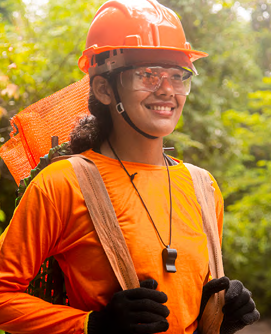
[0,209,6,223]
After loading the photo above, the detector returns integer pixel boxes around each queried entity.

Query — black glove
[87,279,170,334]
[198,276,230,322]
[220,279,260,334]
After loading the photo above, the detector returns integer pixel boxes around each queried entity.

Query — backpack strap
[184,163,225,334]
[53,155,140,291]
[184,163,224,278]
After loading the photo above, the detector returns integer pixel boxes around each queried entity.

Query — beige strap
[184,163,225,334]
[53,155,139,291]
[184,163,224,279]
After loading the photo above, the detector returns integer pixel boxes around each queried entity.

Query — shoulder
[207,172,223,201]
[183,162,224,208]
[30,158,80,200]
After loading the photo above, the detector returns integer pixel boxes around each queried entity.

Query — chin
[143,125,176,138]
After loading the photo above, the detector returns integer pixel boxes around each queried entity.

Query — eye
[182,72,192,81]
[135,69,159,86]
[171,74,182,81]
[135,69,154,80]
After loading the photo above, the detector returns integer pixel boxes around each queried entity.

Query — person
[0,0,260,333]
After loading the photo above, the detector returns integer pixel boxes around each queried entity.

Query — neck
[100,131,165,166]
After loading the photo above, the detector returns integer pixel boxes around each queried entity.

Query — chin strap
[111,80,158,140]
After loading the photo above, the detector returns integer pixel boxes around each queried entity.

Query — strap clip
[116,102,125,114]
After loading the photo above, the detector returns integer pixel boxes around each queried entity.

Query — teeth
[149,106,172,111]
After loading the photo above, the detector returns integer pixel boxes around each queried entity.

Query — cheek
[131,91,151,104]
[177,96,186,109]
[173,96,186,120]
[117,78,150,108]
[122,91,151,111]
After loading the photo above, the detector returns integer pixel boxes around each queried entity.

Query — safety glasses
[120,66,193,96]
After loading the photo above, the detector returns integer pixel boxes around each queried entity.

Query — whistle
[162,247,177,273]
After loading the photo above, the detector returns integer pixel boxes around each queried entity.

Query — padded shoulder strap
[184,163,225,334]
[52,154,140,291]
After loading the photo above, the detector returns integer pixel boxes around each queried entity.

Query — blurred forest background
[0,0,271,325]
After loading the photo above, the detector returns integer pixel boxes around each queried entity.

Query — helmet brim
[78,45,208,74]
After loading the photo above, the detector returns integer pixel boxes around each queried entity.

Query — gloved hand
[198,276,260,334]
[87,279,170,334]
[198,276,230,322]
[220,279,260,334]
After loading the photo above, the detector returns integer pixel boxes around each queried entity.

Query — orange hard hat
[78,0,208,76]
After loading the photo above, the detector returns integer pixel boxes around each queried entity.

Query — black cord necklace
[107,139,177,273]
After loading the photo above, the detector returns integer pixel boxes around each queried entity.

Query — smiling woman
[0,1,260,334]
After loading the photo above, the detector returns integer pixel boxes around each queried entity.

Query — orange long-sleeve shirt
[0,150,223,334]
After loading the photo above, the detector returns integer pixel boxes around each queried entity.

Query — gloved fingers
[224,280,244,303]
[131,311,169,324]
[140,279,158,290]
[242,308,260,325]
[220,280,260,334]
[130,299,170,317]
[131,320,169,334]
[201,277,230,307]
[224,298,256,322]
[222,287,251,314]
[198,276,229,321]
[125,287,168,304]
[203,277,230,296]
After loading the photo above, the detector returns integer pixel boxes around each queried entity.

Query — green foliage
[0,0,103,232]
[221,79,271,315]
[0,209,5,234]
[0,209,5,222]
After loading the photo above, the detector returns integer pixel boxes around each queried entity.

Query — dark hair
[69,79,113,154]
[70,51,120,154]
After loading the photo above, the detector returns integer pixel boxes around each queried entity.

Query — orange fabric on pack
[0,75,90,185]
[0,149,223,334]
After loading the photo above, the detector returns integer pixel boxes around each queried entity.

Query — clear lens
[120,66,192,95]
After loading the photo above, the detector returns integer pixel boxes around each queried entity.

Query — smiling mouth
[146,105,174,111]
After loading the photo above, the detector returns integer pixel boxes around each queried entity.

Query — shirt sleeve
[0,181,88,334]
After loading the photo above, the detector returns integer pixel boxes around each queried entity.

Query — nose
[155,76,174,97]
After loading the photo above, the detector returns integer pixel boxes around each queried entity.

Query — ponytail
[70,83,113,154]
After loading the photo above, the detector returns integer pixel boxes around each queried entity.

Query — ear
[91,76,113,105]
